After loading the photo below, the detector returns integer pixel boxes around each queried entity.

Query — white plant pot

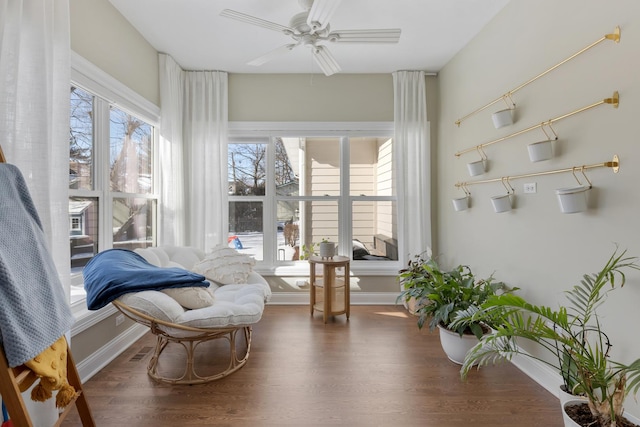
[490,194,512,213]
[556,186,589,214]
[319,241,336,258]
[452,196,469,212]
[558,385,587,406]
[527,139,553,162]
[466,159,486,177]
[562,399,588,427]
[437,324,481,365]
[492,108,514,128]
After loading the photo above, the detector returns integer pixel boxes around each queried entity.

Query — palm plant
[452,248,640,427]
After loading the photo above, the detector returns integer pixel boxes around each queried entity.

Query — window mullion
[339,136,351,257]
[263,138,276,265]
[94,98,112,250]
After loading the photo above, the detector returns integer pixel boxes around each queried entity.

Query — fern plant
[452,248,640,427]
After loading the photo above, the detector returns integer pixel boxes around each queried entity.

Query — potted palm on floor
[452,248,640,427]
[397,252,514,364]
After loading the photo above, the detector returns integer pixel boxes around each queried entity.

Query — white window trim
[228,121,402,277]
[70,52,160,325]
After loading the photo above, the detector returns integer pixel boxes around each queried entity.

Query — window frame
[228,122,402,277]
[70,52,160,319]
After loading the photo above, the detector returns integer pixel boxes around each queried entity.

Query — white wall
[70,0,159,106]
[437,0,640,416]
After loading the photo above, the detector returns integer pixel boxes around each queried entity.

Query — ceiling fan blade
[220,9,293,34]
[312,45,341,76]
[248,44,298,67]
[306,0,343,33]
[328,29,401,43]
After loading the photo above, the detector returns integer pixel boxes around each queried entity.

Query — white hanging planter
[466,159,486,177]
[492,108,514,128]
[556,186,589,214]
[527,139,553,162]
[490,194,512,213]
[452,196,469,212]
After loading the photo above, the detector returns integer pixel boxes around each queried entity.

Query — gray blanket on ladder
[0,163,74,367]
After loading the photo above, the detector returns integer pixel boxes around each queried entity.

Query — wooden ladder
[0,145,95,426]
[0,338,95,426]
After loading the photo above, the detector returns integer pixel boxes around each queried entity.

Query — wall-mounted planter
[556,186,589,214]
[452,196,469,212]
[466,159,486,177]
[527,139,553,162]
[491,108,514,129]
[490,194,512,213]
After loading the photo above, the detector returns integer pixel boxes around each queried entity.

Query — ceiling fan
[220,0,401,76]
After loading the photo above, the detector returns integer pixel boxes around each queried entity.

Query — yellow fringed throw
[22,336,77,408]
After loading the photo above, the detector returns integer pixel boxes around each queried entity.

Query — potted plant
[452,248,640,427]
[396,251,514,364]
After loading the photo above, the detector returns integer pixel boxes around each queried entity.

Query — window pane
[307,138,340,196]
[228,143,266,196]
[69,86,94,190]
[69,197,99,272]
[350,137,394,196]
[352,200,397,260]
[112,197,156,250]
[275,137,299,196]
[229,201,263,261]
[276,200,338,261]
[110,107,153,194]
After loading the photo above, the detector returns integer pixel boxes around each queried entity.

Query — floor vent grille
[130,346,153,362]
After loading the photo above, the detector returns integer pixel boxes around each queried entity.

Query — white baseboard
[75,323,148,382]
[268,291,399,305]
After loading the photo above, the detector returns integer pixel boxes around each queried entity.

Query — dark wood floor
[62,305,563,426]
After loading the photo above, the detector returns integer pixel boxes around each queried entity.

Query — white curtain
[0,0,71,295]
[159,54,228,252]
[393,70,431,260]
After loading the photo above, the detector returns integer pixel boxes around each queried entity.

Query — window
[69,57,159,306]
[228,123,400,274]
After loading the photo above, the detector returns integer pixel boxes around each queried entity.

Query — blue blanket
[0,164,74,367]
[84,249,209,310]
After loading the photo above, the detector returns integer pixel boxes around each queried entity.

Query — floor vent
[130,346,153,362]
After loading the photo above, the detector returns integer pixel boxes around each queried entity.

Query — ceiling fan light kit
[220,0,401,76]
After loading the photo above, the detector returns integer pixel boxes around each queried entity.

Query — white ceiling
[108,0,510,74]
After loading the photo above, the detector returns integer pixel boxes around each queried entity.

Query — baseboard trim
[75,323,148,382]
[268,292,399,305]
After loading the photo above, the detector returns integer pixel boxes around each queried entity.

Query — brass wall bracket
[455,155,620,189]
[455,91,619,158]
[454,26,621,126]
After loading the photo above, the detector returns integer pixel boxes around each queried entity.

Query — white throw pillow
[161,286,215,309]
[191,244,256,285]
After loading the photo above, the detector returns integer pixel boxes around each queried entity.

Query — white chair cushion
[118,283,266,337]
[123,246,270,336]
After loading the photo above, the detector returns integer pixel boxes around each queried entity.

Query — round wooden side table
[308,255,350,323]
